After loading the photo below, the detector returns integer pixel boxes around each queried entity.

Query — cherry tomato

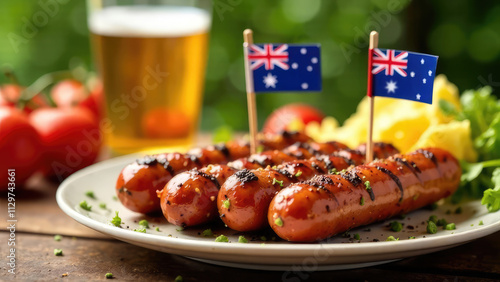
[0,107,42,189]
[30,107,102,180]
[141,108,191,138]
[263,103,325,135]
[51,79,104,120]
[0,84,48,114]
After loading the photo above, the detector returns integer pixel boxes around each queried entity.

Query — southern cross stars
[263,73,278,88]
[385,80,397,93]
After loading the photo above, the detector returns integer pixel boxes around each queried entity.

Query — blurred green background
[0,0,499,131]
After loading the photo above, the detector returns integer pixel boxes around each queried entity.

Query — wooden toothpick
[366,31,379,163]
[243,29,258,154]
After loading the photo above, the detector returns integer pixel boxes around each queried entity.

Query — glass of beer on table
[87,0,212,154]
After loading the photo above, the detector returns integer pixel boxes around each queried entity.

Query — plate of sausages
[57,131,500,271]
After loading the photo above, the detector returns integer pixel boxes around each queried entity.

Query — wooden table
[2,152,500,281]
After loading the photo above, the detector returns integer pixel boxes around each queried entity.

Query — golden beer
[89,6,211,154]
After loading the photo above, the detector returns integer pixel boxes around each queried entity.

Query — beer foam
[89,6,211,37]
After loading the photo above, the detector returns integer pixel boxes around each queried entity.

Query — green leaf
[481,168,500,212]
[212,125,233,143]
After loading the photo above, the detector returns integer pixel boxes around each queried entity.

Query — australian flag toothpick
[247,44,322,93]
[369,48,438,104]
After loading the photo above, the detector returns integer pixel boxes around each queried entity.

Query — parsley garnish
[386,236,399,241]
[85,191,95,199]
[295,171,302,177]
[201,229,213,237]
[272,178,284,187]
[364,181,372,190]
[238,236,248,243]
[274,217,283,227]
[445,223,456,230]
[390,221,402,232]
[427,221,438,234]
[105,273,113,279]
[215,235,228,242]
[54,249,63,256]
[134,228,146,233]
[54,235,62,241]
[360,197,365,206]
[99,203,107,209]
[111,211,122,227]
[139,219,149,228]
[222,199,230,209]
[79,200,92,211]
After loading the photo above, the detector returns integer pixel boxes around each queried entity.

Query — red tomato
[0,84,48,114]
[51,79,104,120]
[30,107,102,180]
[262,103,325,135]
[0,107,42,189]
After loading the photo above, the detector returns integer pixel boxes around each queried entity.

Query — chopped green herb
[364,181,372,190]
[111,211,122,227]
[455,207,463,214]
[427,221,438,234]
[112,196,118,201]
[408,236,416,239]
[428,215,438,223]
[274,217,283,227]
[99,203,107,209]
[471,224,474,226]
[445,223,456,230]
[155,227,160,232]
[85,191,95,199]
[54,249,63,256]
[139,219,149,228]
[390,221,403,232]
[215,235,228,242]
[429,202,439,210]
[330,168,338,174]
[79,200,92,211]
[386,236,399,241]
[272,178,284,187]
[176,227,184,232]
[201,229,213,237]
[436,218,448,227]
[479,220,484,225]
[353,233,360,240]
[134,228,146,233]
[222,199,230,209]
[54,235,62,241]
[340,169,346,174]
[260,236,267,241]
[295,171,302,177]
[174,275,183,282]
[105,273,113,279]
[360,197,365,206]
[238,236,248,243]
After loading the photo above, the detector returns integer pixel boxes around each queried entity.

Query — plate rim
[56,153,500,258]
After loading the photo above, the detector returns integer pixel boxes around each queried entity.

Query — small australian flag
[248,44,322,93]
[370,48,438,104]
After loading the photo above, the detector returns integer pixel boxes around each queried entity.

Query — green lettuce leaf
[481,168,500,212]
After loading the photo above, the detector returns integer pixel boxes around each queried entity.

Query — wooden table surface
[2,145,500,281]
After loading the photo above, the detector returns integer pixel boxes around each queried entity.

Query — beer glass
[87,0,212,154]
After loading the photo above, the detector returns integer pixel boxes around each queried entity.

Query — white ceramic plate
[56,154,500,271]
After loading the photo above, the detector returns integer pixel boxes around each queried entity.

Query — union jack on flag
[248,44,290,71]
[247,43,322,93]
[370,48,438,104]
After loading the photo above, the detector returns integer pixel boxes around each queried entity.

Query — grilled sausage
[218,143,398,232]
[159,141,349,226]
[268,148,461,242]
[116,131,308,214]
